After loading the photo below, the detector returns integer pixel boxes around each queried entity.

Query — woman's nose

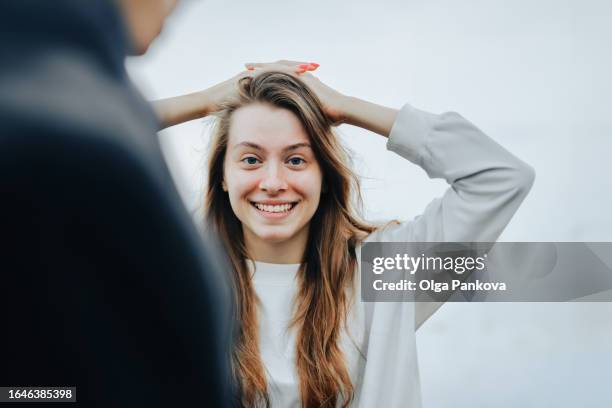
[259,164,288,193]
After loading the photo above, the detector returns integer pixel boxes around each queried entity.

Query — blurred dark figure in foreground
[0,0,233,406]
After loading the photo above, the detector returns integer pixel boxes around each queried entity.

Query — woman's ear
[222,181,228,192]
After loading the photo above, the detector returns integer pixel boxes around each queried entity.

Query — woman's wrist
[338,95,360,126]
[340,96,399,138]
[153,90,212,129]
[192,90,214,118]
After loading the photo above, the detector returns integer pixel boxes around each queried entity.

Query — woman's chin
[244,222,309,247]
[255,230,294,244]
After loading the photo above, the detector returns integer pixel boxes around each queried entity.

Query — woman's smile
[250,200,300,219]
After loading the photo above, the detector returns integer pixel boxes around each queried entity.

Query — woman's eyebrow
[283,143,311,152]
[232,142,311,152]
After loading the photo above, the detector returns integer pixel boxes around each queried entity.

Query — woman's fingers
[244,60,319,73]
[244,62,308,72]
[244,64,305,76]
[245,60,308,68]
[274,60,319,71]
[199,64,324,117]
[275,59,320,70]
[223,63,343,124]
[243,64,306,76]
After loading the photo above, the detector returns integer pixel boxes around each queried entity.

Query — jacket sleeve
[372,103,535,328]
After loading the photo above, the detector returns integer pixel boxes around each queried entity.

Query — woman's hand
[244,60,349,125]
[202,61,313,115]
[246,60,399,137]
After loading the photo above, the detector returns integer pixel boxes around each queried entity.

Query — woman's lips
[250,201,298,219]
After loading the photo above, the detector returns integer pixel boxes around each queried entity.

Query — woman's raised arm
[366,103,535,328]
[339,97,399,137]
[152,90,212,129]
[151,61,315,129]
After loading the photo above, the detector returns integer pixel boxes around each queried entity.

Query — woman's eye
[241,156,260,165]
[288,157,305,166]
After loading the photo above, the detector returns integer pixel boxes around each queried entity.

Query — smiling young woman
[221,103,324,259]
[153,61,535,408]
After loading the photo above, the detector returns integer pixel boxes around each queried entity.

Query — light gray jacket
[348,103,535,407]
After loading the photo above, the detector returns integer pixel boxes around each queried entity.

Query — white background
[127,0,612,406]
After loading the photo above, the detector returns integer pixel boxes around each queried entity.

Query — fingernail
[309,62,320,68]
[298,64,310,70]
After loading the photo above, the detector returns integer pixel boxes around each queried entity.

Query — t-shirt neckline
[247,259,301,286]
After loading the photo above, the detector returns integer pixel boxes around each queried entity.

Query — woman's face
[223,103,323,246]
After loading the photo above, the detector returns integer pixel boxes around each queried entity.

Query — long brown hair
[205,71,376,407]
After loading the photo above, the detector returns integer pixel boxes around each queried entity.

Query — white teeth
[254,203,294,213]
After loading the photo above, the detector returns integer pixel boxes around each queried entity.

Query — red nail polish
[298,64,310,69]
[309,62,320,68]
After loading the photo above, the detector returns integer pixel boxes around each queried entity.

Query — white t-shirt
[249,103,535,407]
